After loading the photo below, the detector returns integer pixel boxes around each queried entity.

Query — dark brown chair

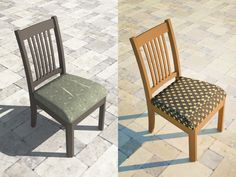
[130,19,226,161]
[14,16,107,157]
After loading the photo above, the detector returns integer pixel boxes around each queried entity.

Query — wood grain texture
[130,19,226,162]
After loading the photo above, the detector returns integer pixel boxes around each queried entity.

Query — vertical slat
[157,36,168,78]
[27,38,39,80]
[43,31,53,72]
[143,44,156,87]
[146,41,159,84]
[153,38,165,80]
[31,35,43,78]
[150,39,162,82]
[47,29,56,70]
[39,32,49,74]
[35,34,46,76]
[161,34,171,76]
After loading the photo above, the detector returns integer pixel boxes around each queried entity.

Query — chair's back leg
[98,99,106,130]
[148,106,155,133]
[217,103,225,132]
[31,102,37,127]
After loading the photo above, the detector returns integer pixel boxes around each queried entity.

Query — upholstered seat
[34,74,107,123]
[151,77,226,129]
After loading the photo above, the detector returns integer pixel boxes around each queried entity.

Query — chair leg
[189,131,197,162]
[148,107,155,133]
[217,104,225,132]
[66,125,74,157]
[31,103,37,127]
[98,101,106,130]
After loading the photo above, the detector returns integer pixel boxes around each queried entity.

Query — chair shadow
[119,113,148,121]
[119,158,189,172]
[119,113,220,171]
[0,104,97,158]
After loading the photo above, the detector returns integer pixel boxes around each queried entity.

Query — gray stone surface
[200,149,224,170]
[5,162,40,177]
[0,0,117,176]
[76,136,111,167]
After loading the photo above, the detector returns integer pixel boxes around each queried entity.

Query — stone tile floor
[0,0,117,177]
[118,0,236,177]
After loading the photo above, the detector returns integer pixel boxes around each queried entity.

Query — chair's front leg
[31,102,37,127]
[98,100,106,130]
[148,106,155,133]
[217,104,225,132]
[66,124,74,157]
[189,130,197,162]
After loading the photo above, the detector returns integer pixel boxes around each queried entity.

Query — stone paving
[0,0,117,177]
[1,0,236,176]
[118,0,236,177]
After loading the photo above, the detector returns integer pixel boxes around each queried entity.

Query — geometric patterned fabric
[151,77,226,129]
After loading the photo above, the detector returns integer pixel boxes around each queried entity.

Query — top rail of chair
[15,17,56,40]
[131,21,169,47]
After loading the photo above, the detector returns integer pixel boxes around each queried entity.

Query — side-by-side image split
[0,0,236,177]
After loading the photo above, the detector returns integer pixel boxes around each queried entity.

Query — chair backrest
[130,19,181,100]
[14,16,66,94]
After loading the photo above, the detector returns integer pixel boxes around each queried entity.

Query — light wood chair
[130,19,226,162]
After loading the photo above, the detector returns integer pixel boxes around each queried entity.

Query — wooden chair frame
[15,16,106,157]
[130,19,225,162]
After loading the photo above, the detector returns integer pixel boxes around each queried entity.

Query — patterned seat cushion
[151,77,226,129]
[34,74,106,123]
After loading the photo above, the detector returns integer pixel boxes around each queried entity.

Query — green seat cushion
[34,74,107,123]
[151,77,226,129]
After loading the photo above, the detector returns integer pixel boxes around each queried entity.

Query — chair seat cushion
[151,77,226,129]
[34,74,106,123]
